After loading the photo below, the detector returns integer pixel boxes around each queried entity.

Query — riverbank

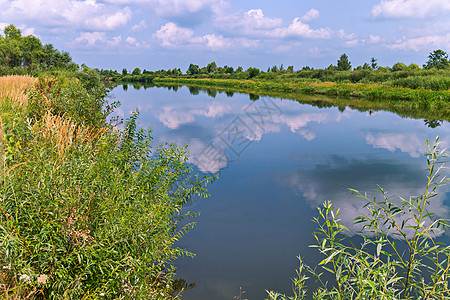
[0,75,209,299]
[150,77,450,121]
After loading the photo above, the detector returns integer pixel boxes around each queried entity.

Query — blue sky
[1,0,449,71]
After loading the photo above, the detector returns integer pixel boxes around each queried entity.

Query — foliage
[26,76,112,128]
[392,62,408,72]
[370,58,378,70]
[206,62,218,74]
[267,137,449,300]
[0,75,214,298]
[337,54,352,71]
[424,50,450,70]
[187,64,199,75]
[132,68,141,76]
[0,25,78,75]
[247,67,260,78]
[152,77,450,120]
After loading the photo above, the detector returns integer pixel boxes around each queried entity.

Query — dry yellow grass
[33,112,106,157]
[0,116,3,141]
[0,75,37,107]
[0,116,3,159]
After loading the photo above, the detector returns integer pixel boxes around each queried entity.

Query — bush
[0,76,214,298]
[267,138,449,299]
[27,76,114,128]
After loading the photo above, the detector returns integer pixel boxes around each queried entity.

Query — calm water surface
[111,84,450,300]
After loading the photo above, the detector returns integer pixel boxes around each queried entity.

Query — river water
[111,84,449,300]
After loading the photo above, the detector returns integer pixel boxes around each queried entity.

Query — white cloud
[279,157,450,238]
[215,9,283,36]
[73,32,121,48]
[338,30,356,41]
[216,9,331,40]
[345,39,359,47]
[269,18,331,39]
[371,0,450,19]
[154,22,199,48]
[157,103,234,129]
[126,36,138,46]
[387,33,450,51]
[150,0,228,17]
[368,34,382,44]
[0,23,9,31]
[1,0,132,31]
[82,8,131,31]
[300,8,320,23]
[130,20,147,32]
[338,30,358,47]
[365,132,425,157]
[21,27,37,36]
[154,22,258,50]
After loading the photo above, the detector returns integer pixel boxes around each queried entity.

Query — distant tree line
[104,49,450,89]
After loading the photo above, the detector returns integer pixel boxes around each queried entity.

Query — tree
[3,24,21,39]
[122,68,128,75]
[392,62,407,71]
[370,57,378,70]
[132,67,141,75]
[206,61,217,74]
[337,54,351,71]
[408,63,420,70]
[287,65,294,72]
[247,67,260,78]
[187,63,199,75]
[423,49,449,69]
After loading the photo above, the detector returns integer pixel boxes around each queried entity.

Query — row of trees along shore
[103,50,450,90]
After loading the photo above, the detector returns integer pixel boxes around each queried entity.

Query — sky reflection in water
[112,84,450,300]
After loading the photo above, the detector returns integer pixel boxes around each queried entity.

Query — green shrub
[26,76,116,128]
[0,76,214,298]
[267,138,449,300]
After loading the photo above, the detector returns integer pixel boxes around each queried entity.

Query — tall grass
[0,75,213,298]
[0,75,37,107]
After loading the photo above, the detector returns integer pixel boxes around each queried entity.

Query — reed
[0,75,37,107]
[32,112,107,158]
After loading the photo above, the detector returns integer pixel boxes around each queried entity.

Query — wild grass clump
[0,75,37,107]
[0,74,213,298]
[390,75,450,90]
[267,137,449,300]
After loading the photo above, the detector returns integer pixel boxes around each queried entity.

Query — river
[111,84,450,300]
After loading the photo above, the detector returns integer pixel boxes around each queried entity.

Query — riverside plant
[0,75,214,298]
[267,137,449,300]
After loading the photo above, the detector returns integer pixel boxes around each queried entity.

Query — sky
[0,0,449,72]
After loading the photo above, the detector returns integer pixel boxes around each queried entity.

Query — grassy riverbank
[0,75,211,299]
[151,77,450,121]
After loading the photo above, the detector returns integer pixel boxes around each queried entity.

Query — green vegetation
[103,51,450,120]
[267,138,449,299]
[0,23,215,299]
[151,77,449,121]
[0,25,78,76]
[0,74,213,298]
